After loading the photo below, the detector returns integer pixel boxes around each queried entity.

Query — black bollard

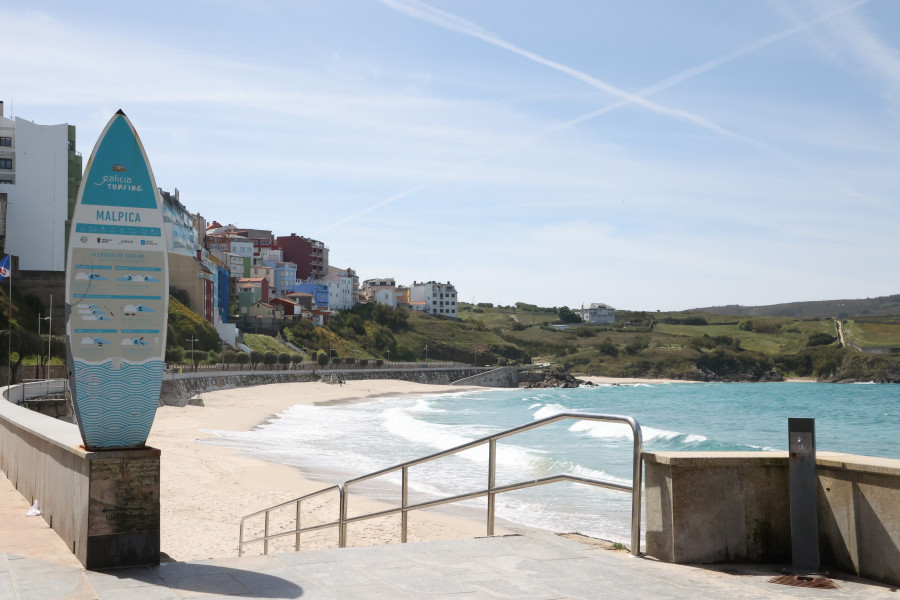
[788,417,819,574]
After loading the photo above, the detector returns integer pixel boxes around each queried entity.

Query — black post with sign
[789,417,819,573]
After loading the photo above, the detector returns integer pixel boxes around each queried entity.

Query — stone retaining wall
[160,367,498,406]
[450,367,518,388]
[644,450,900,586]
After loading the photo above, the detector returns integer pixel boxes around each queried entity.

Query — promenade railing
[239,412,643,557]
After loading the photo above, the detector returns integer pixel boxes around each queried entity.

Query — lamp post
[186,337,199,372]
[38,313,51,379]
[424,344,428,367]
[385,348,391,363]
[46,294,53,378]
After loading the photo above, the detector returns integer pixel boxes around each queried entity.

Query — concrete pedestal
[1,391,160,569]
[84,448,160,569]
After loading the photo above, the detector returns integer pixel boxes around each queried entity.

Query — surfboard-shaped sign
[65,110,168,450]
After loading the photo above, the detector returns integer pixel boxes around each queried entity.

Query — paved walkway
[2,475,898,599]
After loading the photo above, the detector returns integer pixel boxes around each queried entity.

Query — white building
[579,303,615,325]
[409,281,458,318]
[210,248,248,278]
[319,267,355,311]
[160,188,201,258]
[362,277,397,308]
[0,103,82,271]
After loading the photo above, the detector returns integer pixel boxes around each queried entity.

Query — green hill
[277,302,900,382]
[697,294,900,319]
[3,282,898,382]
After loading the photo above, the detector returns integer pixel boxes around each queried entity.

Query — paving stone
[84,566,168,591]
[224,566,305,597]
[3,505,900,600]
[95,586,180,600]
[162,571,249,598]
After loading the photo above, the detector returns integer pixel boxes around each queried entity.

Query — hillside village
[0,106,471,350]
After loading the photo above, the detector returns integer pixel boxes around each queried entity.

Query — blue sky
[4,1,899,310]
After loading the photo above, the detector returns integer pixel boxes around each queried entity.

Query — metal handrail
[238,484,342,556]
[239,412,643,557]
[342,412,642,555]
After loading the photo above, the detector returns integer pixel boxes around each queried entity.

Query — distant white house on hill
[579,303,615,325]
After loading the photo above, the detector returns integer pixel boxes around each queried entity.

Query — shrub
[235,352,250,368]
[595,338,619,357]
[317,351,329,367]
[165,347,184,364]
[624,337,649,356]
[278,352,291,367]
[358,358,368,368]
[558,306,582,324]
[186,350,206,365]
[468,319,488,332]
[807,333,837,347]
[738,319,780,334]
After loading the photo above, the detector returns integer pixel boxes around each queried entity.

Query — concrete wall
[816,454,900,585]
[644,452,790,565]
[1,385,160,568]
[644,451,900,586]
[160,367,499,406]
[451,367,518,388]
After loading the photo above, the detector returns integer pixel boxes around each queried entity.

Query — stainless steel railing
[239,485,342,556]
[239,412,643,557]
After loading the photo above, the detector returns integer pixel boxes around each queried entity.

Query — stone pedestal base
[84,448,160,569]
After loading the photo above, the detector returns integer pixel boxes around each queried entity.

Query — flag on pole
[0,255,10,282]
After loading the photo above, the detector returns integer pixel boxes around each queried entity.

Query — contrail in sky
[317,0,873,234]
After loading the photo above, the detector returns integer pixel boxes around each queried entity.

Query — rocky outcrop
[520,368,593,389]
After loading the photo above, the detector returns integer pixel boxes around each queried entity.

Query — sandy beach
[148,375,684,561]
[148,380,499,562]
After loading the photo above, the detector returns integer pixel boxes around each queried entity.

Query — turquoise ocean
[204,382,899,544]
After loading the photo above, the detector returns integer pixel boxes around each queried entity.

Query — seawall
[644,451,900,586]
[160,367,501,406]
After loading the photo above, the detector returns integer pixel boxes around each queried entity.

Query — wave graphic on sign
[72,359,165,448]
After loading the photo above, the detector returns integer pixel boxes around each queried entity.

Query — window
[0,158,11,169]
[0,179,11,184]
[0,137,10,147]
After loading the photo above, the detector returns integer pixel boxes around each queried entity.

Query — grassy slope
[242,333,297,356]
[392,311,515,363]
[843,318,900,347]
[452,304,900,380]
